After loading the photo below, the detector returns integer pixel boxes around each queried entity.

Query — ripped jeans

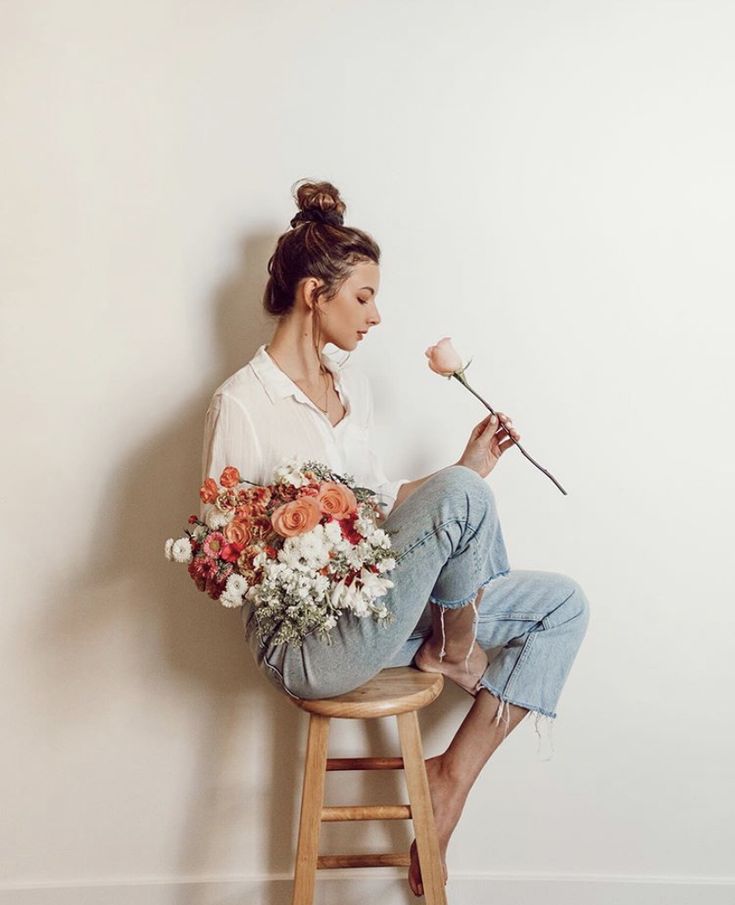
[241,464,590,760]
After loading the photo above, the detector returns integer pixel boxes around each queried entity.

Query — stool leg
[396,710,448,905]
[291,713,330,905]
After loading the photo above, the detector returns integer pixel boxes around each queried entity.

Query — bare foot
[407,755,466,897]
[414,634,488,696]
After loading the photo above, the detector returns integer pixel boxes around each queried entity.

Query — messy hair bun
[289,181,346,228]
[263,178,380,320]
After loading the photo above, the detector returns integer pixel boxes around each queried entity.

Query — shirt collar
[249,343,343,405]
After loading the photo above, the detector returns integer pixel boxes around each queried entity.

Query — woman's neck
[266,314,328,387]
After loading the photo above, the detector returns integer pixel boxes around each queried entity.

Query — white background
[2,1,733,902]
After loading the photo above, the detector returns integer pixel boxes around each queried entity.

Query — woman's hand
[455,412,521,479]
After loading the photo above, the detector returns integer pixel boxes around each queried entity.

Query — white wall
[2,1,734,902]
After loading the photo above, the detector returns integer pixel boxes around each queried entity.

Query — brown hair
[263,179,381,373]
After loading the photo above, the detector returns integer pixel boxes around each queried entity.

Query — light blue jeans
[242,465,590,758]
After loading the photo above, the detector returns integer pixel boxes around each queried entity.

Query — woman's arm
[200,391,262,521]
[392,470,446,511]
[380,461,463,521]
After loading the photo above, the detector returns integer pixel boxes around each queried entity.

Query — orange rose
[224,519,251,546]
[220,465,241,488]
[317,481,357,519]
[271,496,323,537]
[199,477,218,504]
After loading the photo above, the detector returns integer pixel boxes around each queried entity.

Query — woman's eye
[358,298,368,304]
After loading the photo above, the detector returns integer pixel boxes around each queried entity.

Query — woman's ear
[303,276,323,312]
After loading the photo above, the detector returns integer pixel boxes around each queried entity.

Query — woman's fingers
[474,411,521,447]
[493,412,520,438]
[472,414,493,436]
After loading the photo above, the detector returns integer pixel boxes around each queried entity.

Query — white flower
[299,538,329,569]
[171,537,193,564]
[205,506,233,530]
[377,556,396,573]
[313,574,330,596]
[273,455,307,487]
[219,591,244,608]
[164,538,174,560]
[324,519,342,544]
[344,541,371,570]
[225,573,249,598]
[343,581,370,617]
[359,567,393,600]
[330,577,347,609]
[355,516,375,538]
[277,547,304,571]
[324,614,337,630]
[370,528,391,549]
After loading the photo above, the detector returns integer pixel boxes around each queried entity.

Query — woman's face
[312,261,382,351]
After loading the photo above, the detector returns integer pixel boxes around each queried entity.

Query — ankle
[424,634,478,664]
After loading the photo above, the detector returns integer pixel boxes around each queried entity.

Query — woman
[201,179,590,897]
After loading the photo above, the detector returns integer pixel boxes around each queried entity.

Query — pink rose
[425,336,463,376]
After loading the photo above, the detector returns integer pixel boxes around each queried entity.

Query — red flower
[338,515,362,545]
[199,478,218,504]
[188,556,213,592]
[219,466,241,488]
[221,541,244,563]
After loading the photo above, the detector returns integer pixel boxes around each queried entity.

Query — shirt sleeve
[364,375,410,520]
[200,392,262,521]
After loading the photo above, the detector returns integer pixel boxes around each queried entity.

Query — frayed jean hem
[428,566,512,609]
[427,567,513,669]
[478,678,558,761]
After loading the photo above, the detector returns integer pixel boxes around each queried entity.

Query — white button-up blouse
[200,343,410,522]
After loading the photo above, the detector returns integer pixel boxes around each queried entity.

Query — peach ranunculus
[224,519,251,546]
[248,486,272,507]
[215,490,236,512]
[424,336,465,377]
[271,496,323,538]
[219,465,241,488]
[199,477,218,504]
[317,482,357,520]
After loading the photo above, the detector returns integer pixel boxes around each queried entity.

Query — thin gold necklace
[297,369,331,414]
[314,370,330,414]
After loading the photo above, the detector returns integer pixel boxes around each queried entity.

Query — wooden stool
[289,665,447,905]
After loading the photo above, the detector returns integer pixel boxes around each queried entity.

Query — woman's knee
[433,464,497,513]
[550,574,591,634]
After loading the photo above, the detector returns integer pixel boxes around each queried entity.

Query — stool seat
[288,666,448,905]
[292,665,444,718]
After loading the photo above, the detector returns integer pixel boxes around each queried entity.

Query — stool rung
[326,756,404,771]
[318,851,411,869]
[321,804,411,822]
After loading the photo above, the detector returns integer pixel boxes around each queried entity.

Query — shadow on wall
[29,231,297,883]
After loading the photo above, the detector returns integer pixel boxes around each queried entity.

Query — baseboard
[2,871,733,905]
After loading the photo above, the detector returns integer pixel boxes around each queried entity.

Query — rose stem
[452,372,568,495]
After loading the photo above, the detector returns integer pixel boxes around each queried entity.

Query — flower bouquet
[164,455,400,648]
